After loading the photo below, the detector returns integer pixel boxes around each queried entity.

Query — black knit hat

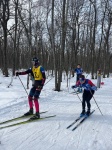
[32,57,39,66]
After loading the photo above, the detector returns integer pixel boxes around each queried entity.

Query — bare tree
[1,0,10,76]
[12,0,19,76]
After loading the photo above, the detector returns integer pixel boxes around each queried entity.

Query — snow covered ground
[0,71,112,150]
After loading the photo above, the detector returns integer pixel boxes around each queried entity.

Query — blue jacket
[72,79,97,91]
[75,68,83,75]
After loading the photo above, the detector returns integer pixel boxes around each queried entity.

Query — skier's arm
[88,80,95,86]
[85,80,97,91]
[16,68,32,76]
[40,67,46,85]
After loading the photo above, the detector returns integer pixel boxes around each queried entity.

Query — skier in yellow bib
[16,57,46,119]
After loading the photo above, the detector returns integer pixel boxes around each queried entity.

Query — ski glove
[16,72,21,76]
[71,85,77,89]
[91,86,97,91]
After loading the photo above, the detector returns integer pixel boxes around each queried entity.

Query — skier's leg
[82,92,87,110]
[28,86,36,109]
[80,92,86,116]
[33,88,41,118]
[86,90,94,115]
[24,87,36,116]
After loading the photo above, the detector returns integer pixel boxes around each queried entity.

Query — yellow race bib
[32,66,43,80]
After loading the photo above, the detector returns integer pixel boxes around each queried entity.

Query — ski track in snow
[0,75,112,150]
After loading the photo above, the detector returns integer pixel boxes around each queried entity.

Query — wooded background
[0,0,112,90]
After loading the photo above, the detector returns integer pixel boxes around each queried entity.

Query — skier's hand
[36,85,43,91]
[16,72,21,76]
[71,85,77,89]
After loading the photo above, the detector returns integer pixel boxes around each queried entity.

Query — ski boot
[24,108,33,116]
[85,110,90,117]
[80,110,85,117]
[30,112,40,120]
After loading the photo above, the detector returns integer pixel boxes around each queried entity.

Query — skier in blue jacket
[72,75,97,117]
[75,64,83,92]
[75,64,83,82]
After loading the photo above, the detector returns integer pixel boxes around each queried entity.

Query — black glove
[71,85,77,89]
[16,72,21,76]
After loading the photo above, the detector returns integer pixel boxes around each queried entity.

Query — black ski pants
[82,90,94,111]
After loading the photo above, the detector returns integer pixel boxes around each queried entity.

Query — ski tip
[72,127,76,131]
[66,126,70,129]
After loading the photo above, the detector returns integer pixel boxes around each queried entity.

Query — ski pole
[44,76,54,86]
[73,88,82,103]
[7,75,13,88]
[46,73,52,78]
[18,76,28,96]
[90,90,103,116]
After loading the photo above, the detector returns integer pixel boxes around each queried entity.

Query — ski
[72,110,95,131]
[66,116,82,129]
[0,115,56,130]
[0,111,48,125]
